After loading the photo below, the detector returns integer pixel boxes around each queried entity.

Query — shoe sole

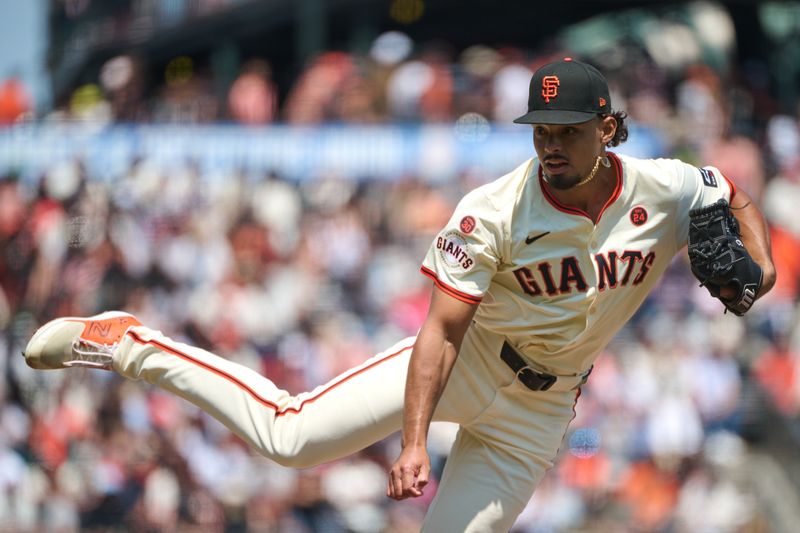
[24,311,139,370]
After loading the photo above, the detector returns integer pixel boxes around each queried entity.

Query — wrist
[401,434,427,449]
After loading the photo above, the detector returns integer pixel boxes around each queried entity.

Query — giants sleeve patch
[700,168,717,188]
[436,231,474,270]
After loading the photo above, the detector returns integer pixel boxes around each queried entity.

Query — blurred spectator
[386,44,454,122]
[152,56,219,123]
[754,335,799,415]
[0,77,30,125]
[491,48,532,123]
[100,55,148,122]
[676,64,726,152]
[284,52,358,124]
[228,59,278,124]
[703,134,767,201]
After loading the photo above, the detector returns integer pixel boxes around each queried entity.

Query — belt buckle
[516,366,556,391]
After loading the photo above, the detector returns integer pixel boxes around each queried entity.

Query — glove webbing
[688,214,744,287]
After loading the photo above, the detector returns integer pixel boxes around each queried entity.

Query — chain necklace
[543,154,611,188]
[574,154,611,187]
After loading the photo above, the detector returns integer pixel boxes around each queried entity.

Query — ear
[598,115,617,145]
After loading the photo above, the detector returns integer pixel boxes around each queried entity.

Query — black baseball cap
[513,58,611,125]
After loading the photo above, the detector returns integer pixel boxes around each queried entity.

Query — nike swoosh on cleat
[525,231,550,245]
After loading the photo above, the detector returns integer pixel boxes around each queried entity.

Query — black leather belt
[500,341,558,391]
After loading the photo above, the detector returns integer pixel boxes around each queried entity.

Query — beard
[542,171,584,190]
[542,155,605,190]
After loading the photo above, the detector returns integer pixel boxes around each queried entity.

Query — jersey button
[589,307,597,315]
[590,240,598,248]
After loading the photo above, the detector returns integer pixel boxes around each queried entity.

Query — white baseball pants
[113,323,580,532]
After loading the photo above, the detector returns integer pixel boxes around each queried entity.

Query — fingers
[387,464,405,499]
[386,461,430,500]
[416,465,429,491]
[387,465,416,500]
[401,464,418,496]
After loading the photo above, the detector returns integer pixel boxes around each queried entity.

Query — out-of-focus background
[2,0,800,531]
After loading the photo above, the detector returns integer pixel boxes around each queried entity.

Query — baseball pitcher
[24,59,775,532]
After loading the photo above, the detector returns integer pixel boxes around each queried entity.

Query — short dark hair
[603,110,629,147]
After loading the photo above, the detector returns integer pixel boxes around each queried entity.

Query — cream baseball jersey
[421,152,734,375]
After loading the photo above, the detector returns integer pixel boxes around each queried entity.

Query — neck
[573,155,605,187]
[542,154,617,222]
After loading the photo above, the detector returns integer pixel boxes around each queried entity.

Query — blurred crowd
[2,16,800,533]
[0,147,799,532]
[15,21,787,135]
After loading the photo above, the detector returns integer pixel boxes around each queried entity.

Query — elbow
[759,261,777,298]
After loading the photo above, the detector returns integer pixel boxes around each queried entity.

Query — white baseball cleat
[23,311,142,370]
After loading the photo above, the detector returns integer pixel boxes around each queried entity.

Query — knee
[268,439,325,469]
[272,448,323,469]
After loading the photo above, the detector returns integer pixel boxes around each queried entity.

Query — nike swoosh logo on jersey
[525,232,550,245]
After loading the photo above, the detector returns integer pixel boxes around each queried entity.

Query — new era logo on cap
[514,58,611,125]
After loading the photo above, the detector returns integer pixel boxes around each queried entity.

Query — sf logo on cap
[541,75,560,103]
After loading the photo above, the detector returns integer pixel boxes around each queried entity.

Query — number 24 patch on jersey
[700,168,717,188]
